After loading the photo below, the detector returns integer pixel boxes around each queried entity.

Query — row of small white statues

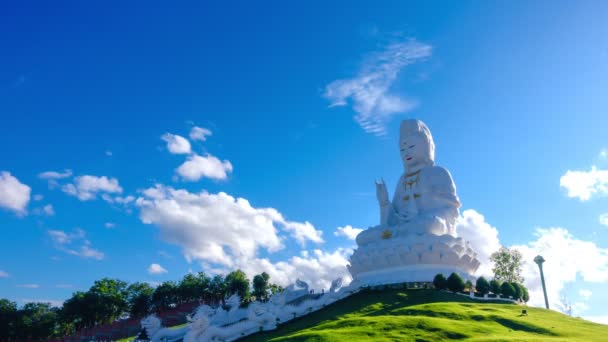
[140,278,354,342]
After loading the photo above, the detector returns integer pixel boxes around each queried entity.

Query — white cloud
[0,171,31,215]
[560,166,608,201]
[148,263,168,275]
[600,213,608,227]
[455,209,501,277]
[62,175,123,201]
[17,284,40,289]
[175,154,233,181]
[512,228,608,310]
[48,228,104,260]
[43,204,54,216]
[334,225,364,240]
[282,221,324,246]
[137,185,284,265]
[105,150,113,157]
[161,133,191,154]
[190,126,213,141]
[105,222,116,229]
[0,270,9,278]
[324,39,431,135]
[33,194,43,201]
[38,169,72,180]
[579,289,592,299]
[136,185,339,289]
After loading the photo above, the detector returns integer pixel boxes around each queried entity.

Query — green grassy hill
[240,288,608,341]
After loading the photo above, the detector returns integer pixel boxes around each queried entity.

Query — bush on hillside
[489,279,501,295]
[522,286,530,302]
[500,282,515,298]
[433,274,447,290]
[447,273,465,293]
[475,277,490,295]
[510,282,523,300]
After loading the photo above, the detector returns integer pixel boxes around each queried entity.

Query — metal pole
[534,255,549,309]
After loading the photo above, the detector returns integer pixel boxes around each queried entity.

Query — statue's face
[400,133,427,169]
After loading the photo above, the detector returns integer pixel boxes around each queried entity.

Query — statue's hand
[375,178,389,206]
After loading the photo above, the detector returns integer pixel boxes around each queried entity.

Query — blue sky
[1,0,607,323]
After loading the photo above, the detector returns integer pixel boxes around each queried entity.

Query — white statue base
[348,227,480,286]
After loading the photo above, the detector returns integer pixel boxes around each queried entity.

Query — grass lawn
[240,288,608,341]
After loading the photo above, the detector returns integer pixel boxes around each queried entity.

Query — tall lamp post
[534,255,549,309]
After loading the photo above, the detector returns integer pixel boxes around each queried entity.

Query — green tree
[510,282,524,300]
[268,283,283,295]
[127,282,154,318]
[476,277,490,295]
[225,270,251,303]
[447,273,465,292]
[500,282,516,298]
[252,272,270,301]
[433,274,447,290]
[61,291,95,330]
[178,274,202,303]
[490,247,524,283]
[196,272,211,302]
[0,299,17,341]
[152,281,178,311]
[15,302,58,341]
[489,279,501,295]
[88,278,129,324]
[209,275,227,304]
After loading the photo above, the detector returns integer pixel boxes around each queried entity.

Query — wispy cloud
[0,270,9,278]
[190,126,213,142]
[38,169,73,180]
[17,283,40,289]
[148,263,168,275]
[324,39,432,135]
[62,175,123,201]
[48,228,105,260]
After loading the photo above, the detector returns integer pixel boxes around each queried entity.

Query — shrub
[476,277,490,295]
[489,279,501,295]
[433,274,447,290]
[522,286,530,302]
[465,280,473,291]
[500,282,515,298]
[447,273,465,293]
[510,282,523,300]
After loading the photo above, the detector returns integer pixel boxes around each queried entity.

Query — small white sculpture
[142,313,188,342]
[144,278,359,342]
[283,278,309,303]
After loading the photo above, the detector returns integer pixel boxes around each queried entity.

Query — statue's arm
[376,178,394,225]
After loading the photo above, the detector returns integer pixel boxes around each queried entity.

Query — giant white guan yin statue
[348,119,480,286]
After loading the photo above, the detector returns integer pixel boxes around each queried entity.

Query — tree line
[0,269,281,341]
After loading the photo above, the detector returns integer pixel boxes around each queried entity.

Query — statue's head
[399,119,435,171]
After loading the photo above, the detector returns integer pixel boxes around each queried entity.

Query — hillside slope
[241,288,608,341]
